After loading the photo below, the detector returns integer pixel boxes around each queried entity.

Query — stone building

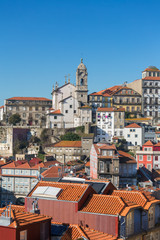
[127,66,160,122]
[0,127,29,157]
[96,107,125,142]
[4,97,52,126]
[47,59,92,129]
[44,141,83,163]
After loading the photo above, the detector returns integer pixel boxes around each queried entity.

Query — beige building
[44,141,83,163]
[4,97,52,126]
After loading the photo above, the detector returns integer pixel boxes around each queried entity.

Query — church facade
[46,59,92,129]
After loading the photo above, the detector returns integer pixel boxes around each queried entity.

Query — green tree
[60,132,81,141]
[9,114,21,125]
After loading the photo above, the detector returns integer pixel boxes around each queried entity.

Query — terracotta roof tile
[29,181,94,202]
[7,97,52,101]
[80,194,125,215]
[61,224,88,240]
[143,140,154,146]
[0,105,4,109]
[142,77,160,80]
[53,141,82,148]
[0,207,51,228]
[112,190,147,207]
[41,166,63,178]
[81,226,117,240]
[49,109,62,115]
[97,107,125,112]
[125,123,141,128]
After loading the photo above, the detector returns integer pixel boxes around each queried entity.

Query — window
[127,134,130,138]
[74,110,76,113]
[135,134,138,138]
[42,107,45,111]
[147,155,151,161]
[147,164,152,171]
[155,156,158,161]
[54,124,57,127]
[80,78,84,85]
[99,161,104,172]
[70,105,72,108]
[20,230,27,240]
[54,116,57,119]
[139,155,143,161]
[65,110,68,113]
[130,129,133,132]
[135,142,137,145]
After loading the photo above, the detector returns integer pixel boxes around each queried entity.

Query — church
[46,59,92,129]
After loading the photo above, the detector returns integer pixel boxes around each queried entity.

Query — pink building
[136,141,160,170]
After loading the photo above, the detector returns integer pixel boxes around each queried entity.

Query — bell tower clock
[76,59,88,105]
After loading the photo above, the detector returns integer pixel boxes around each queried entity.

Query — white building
[96,107,125,142]
[124,123,143,147]
[47,59,92,129]
[1,161,41,204]
[0,106,4,121]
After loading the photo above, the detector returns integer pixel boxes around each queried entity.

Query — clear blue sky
[0,0,160,105]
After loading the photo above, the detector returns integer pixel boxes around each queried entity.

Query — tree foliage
[60,132,81,141]
[9,114,21,125]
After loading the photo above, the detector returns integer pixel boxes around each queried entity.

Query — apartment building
[124,123,143,147]
[90,143,119,187]
[1,161,45,205]
[96,107,125,142]
[4,97,52,126]
[136,140,160,170]
[128,66,160,122]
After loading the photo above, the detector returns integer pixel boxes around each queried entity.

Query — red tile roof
[80,194,125,215]
[125,123,141,128]
[142,77,160,80]
[53,141,82,148]
[0,207,51,228]
[50,109,62,115]
[143,140,154,146]
[118,151,136,164]
[41,166,63,178]
[7,97,52,101]
[143,67,160,72]
[29,181,95,202]
[97,107,125,112]
[154,142,160,147]
[0,105,4,109]
[81,227,118,240]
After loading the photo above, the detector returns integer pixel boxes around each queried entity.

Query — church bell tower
[76,59,88,105]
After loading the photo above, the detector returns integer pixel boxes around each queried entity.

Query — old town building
[128,66,160,122]
[4,97,52,126]
[47,59,92,128]
[96,107,125,142]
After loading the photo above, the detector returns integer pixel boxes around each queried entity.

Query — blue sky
[0,0,160,105]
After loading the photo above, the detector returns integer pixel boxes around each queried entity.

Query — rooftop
[51,141,82,148]
[97,107,125,112]
[28,181,95,202]
[6,97,52,101]
[125,123,141,128]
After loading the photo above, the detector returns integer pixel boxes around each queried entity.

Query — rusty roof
[29,181,94,202]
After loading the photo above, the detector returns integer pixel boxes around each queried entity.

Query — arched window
[80,78,84,85]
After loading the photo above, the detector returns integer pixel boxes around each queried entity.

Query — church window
[80,78,84,85]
